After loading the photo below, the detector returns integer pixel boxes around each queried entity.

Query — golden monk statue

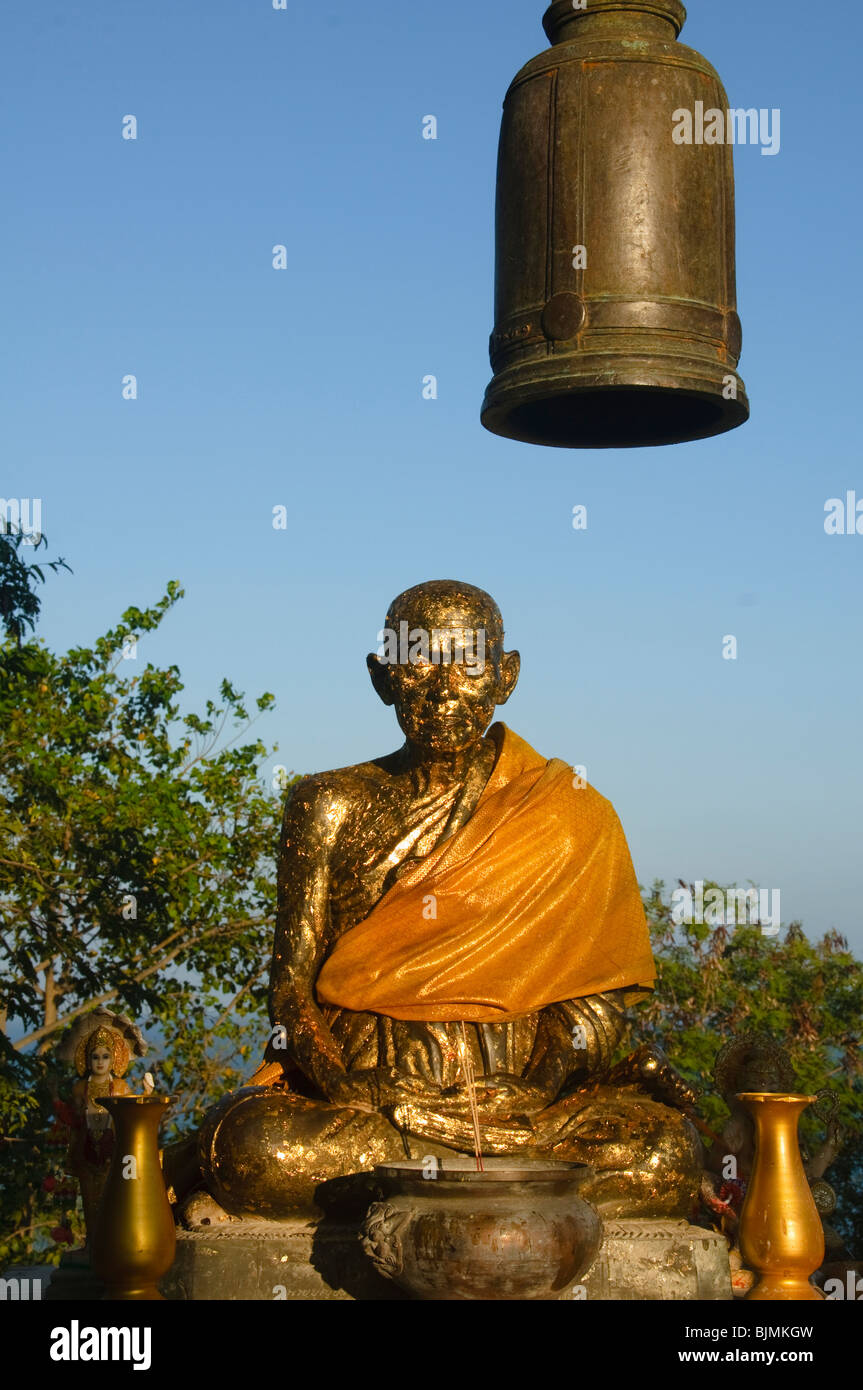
[178,580,702,1223]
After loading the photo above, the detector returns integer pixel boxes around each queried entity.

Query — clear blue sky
[3,1,861,949]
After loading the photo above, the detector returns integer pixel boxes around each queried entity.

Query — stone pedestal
[580,1219,732,1301]
[160,1218,400,1302]
[156,1215,731,1301]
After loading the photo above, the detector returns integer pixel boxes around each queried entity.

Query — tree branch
[12,916,270,1051]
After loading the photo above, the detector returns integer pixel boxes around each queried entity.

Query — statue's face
[88,1045,112,1078]
[370,589,519,754]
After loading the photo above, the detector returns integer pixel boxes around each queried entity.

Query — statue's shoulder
[282,762,390,824]
[562,771,628,839]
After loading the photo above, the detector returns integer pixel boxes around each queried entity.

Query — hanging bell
[481,0,749,449]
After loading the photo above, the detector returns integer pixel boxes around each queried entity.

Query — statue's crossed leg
[191,1081,701,1223]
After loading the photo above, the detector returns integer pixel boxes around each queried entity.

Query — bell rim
[481,374,749,450]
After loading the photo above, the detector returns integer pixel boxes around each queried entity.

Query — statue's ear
[367,652,395,706]
[497,649,520,705]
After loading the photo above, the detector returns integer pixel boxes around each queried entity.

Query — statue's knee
[197,1085,403,1219]
[647,1110,702,1198]
[564,1100,703,1218]
[610,1109,702,1217]
[199,1085,305,1216]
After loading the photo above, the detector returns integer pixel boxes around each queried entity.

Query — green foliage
[0,575,288,1264]
[0,529,70,645]
[635,880,863,1254]
[0,1054,84,1266]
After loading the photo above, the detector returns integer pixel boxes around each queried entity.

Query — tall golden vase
[737,1093,824,1301]
[90,1096,175,1300]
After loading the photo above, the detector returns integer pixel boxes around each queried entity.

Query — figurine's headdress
[713,1031,796,1101]
[56,1007,147,1079]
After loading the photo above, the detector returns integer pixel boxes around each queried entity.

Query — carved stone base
[158,1215,731,1301]
[160,1218,402,1301]
[580,1219,733,1301]
[39,1216,733,1301]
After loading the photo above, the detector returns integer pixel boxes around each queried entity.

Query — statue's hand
[608,1043,699,1111]
[441,1073,551,1119]
[326,1068,442,1113]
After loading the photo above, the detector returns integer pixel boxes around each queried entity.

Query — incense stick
[458,1020,484,1171]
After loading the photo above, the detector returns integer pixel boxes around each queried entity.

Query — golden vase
[737,1093,824,1301]
[90,1095,175,1300]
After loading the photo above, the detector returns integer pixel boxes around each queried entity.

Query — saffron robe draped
[315,724,654,1022]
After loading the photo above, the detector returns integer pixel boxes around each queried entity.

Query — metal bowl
[361,1158,602,1301]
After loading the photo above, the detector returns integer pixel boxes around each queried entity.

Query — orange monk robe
[315,724,655,1023]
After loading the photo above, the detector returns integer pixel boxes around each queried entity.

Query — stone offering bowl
[360,1157,602,1301]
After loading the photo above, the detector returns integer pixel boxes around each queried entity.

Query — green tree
[635,880,863,1255]
[0,573,285,1263]
[0,528,70,645]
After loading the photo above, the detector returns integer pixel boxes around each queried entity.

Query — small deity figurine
[55,1007,148,1245]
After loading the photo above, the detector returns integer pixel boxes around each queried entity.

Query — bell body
[482,0,749,448]
[90,1096,175,1300]
[737,1093,824,1301]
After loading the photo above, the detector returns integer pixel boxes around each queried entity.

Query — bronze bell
[481,0,749,449]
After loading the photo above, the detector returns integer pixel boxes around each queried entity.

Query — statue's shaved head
[385,579,504,648]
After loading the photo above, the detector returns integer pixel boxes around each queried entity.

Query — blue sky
[3,1,861,950]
